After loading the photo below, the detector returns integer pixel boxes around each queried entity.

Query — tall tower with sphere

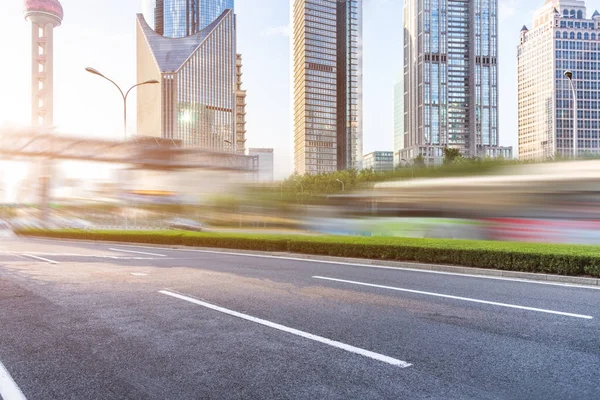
[24,0,63,128]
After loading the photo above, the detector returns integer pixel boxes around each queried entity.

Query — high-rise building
[248,148,274,182]
[24,0,64,128]
[401,0,512,165]
[292,0,363,175]
[363,151,394,172]
[393,76,404,166]
[136,1,239,152]
[518,0,600,160]
[236,54,247,155]
[141,0,234,38]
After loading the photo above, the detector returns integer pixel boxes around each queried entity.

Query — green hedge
[16,229,600,278]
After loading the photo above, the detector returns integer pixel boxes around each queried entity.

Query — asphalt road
[0,235,599,399]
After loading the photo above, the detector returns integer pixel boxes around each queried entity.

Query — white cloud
[261,24,290,37]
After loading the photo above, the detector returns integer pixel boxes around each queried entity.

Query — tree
[443,147,462,165]
[413,154,426,168]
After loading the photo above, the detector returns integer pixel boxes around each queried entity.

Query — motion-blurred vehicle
[0,219,13,233]
[167,218,203,232]
[62,218,94,230]
[325,160,600,245]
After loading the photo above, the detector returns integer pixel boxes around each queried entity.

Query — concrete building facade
[401,0,512,165]
[24,0,63,128]
[518,0,600,160]
[236,54,247,155]
[292,0,363,175]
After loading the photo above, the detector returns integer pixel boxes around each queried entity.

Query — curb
[21,235,600,287]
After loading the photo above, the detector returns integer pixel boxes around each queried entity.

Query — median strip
[159,289,412,368]
[313,276,594,320]
[17,229,600,279]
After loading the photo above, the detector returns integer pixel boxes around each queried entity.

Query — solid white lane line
[109,248,166,257]
[313,276,594,320]
[0,361,27,400]
[108,244,600,291]
[131,273,148,276]
[159,290,412,368]
[22,254,59,265]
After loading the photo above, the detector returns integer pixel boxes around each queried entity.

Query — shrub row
[17,229,600,278]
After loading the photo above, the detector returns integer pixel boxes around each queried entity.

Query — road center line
[22,254,59,265]
[0,361,27,400]
[159,289,412,368]
[109,248,166,257]
[313,276,594,320]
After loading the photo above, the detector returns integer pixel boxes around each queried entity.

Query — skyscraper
[24,0,64,128]
[518,0,600,160]
[401,0,511,164]
[141,0,234,38]
[393,76,404,166]
[236,54,247,155]
[137,1,241,152]
[292,0,363,175]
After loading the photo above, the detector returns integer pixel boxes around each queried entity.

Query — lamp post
[85,67,159,138]
[564,70,578,158]
[335,179,345,192]
[294,178,304,194]
[401,158,414,178]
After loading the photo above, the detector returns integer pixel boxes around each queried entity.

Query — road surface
[0,235,599,399]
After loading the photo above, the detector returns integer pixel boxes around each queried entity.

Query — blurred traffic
[4,158,600,245]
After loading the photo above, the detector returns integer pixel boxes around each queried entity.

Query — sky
[2,0,600,179]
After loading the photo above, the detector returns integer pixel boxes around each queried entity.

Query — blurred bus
[317,160,600,244]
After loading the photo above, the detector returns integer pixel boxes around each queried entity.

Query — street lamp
[564,70,578,158]
[293,178,304,194]
[401,158,414,178]
[85,67,159,138]
[335,179,345,192]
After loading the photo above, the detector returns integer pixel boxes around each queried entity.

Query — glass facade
[292,0,363,175]
[518,0,600,160]
[363,151,394,172]
[141,0,234,38]
[136,10,236,151]
[402,0,507,164]
[393,77,404,165]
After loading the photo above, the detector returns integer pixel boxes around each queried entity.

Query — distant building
[393,76,404,166]
[136,1,241,153]
[401,0,512,165]
[363,151,394,172]
[292,0,363,175]
[518,0,600,160]
[248,148,274,182]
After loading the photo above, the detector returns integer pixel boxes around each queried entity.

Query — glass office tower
[292,0,363,175]
[137,0,241,152]
[393,76,404,166]
[401,0,511,164]
[518,0,600,160]
[141,0,234,38]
